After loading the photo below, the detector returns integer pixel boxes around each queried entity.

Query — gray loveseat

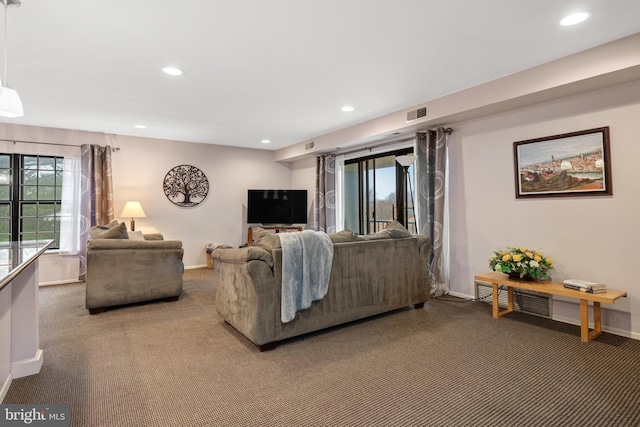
[212,223,431,350]
[85,223,184,314]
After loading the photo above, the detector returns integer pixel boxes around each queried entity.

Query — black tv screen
[247,189,307,225]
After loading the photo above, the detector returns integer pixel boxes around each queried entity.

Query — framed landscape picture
[513,127,612,198]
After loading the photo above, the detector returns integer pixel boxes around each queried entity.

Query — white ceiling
[2,1,640,151]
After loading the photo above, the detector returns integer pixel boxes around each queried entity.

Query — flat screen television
[247,189,307,226]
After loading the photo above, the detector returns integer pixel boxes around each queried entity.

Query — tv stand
[247,226,303,246]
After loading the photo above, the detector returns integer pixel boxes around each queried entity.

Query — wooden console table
[475,272,627,343]
[247,226,302,246]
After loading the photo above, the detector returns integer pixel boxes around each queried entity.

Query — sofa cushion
[90,222,128,239]
[329,229,358,243]
[358,232,391,241]
[212,245,274,268]
[206,243,233,253]
[384,220,413,238]
[128,230,145,240]
[143,233,165,241]
[357,221,412,240]
[252,227,282,249]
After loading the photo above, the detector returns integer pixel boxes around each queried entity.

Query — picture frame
[513,127,612,199]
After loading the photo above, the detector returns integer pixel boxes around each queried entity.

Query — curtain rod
[0,138,120,152]
[330,126,453,157]
[335,136,416,157]
[417,127,453,134]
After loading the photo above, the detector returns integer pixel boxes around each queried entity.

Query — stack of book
[563,279,607,293]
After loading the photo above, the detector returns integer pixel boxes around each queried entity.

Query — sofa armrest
[416,234,430,253]
[417,235,431,289]
[214,246,277,346]
[87,239,183,250]
[212,246,274,268]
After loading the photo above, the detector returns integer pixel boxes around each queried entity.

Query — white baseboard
[39,279,83,287]
[448,289,639,341]
[446,291,474,300]
[36,265,211,284]
[552,314,639,340]
[0,372,12,403]
[11,349,44,379]
[185,264,207,270]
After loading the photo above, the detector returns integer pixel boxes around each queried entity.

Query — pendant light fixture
[0,0,23,118]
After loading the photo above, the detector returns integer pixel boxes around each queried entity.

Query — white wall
[291,156,317,228]
[287,79,640,339]
[0,124,295,282]
[111,135,293,264]
[448,80,640,338]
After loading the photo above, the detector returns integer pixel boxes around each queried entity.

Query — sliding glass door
[343,148,414,235]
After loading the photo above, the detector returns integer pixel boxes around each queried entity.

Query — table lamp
[121,201,146,231]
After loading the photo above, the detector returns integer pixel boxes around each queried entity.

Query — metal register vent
[406,106,427,123]
[475,280,552,319]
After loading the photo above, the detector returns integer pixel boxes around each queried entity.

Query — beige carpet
[4,268,640,426]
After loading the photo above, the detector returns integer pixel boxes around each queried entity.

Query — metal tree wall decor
[163,165,209,207]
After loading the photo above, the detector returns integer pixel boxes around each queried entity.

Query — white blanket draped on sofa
[279,230,333,323]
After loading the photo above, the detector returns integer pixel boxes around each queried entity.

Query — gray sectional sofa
[212,223,431,350]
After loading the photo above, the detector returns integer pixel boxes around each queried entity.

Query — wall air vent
[305,141,315,151]
[475,280,552,319]
[406,106,428,123]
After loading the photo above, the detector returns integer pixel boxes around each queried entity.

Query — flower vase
[508,272,534,282]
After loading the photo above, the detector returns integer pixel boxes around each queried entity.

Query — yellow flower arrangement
[489,246,553,281]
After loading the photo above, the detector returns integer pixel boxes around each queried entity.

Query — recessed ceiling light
[560,12,591,26]
[162,67,184,76]
[261,139,271,144]
[341,105,354,112]
[134,124,147,129]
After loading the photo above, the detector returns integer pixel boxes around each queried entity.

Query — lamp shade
[396,154,417,167]
[121,201,146,218]
[0,86,23,118]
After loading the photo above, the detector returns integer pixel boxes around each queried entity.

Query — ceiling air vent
[406,106,428,123]
[305,141,315,151]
